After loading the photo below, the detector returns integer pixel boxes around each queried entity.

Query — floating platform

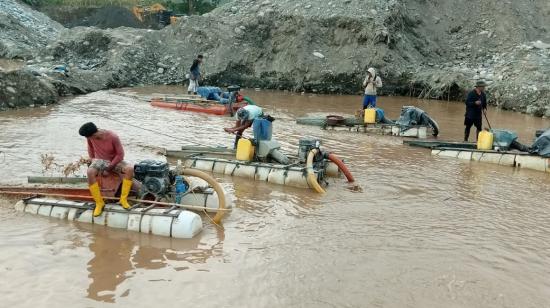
[1,172,230,239]
[432,147,550,173]
[296,117,432,139]
[151,97,247,116]
[165,147,345,190]
[14,197,202,239]
[182,156,340,189]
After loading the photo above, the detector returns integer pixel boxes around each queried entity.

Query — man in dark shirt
[187,54,203,95]
[464,80,488,142]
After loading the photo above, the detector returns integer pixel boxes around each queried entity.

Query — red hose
[327,153,355,183]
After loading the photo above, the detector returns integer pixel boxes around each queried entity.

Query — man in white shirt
[362,67,383,108]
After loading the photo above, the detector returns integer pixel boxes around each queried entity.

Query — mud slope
[2,0,550,115]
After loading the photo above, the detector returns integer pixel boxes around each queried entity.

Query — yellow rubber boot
[89,182,105,217]
[119,179,132,210]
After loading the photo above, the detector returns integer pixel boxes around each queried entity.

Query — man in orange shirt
[79,122,134,216]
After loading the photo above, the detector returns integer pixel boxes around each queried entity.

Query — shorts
[363,95,377,108]
[89,159,128,174]
[464,117,482,129]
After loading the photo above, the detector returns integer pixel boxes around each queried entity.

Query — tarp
[530,128,550,157]
[492,129,518,150]
[395,106,440,136]
[375,108,394,124]
[197,86,230,104]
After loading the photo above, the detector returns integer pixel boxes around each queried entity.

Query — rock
[532,40,550,49]
[313,52,325,59]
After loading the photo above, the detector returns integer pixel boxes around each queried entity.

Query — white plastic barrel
[267,168,287,185]
[127,208,147,233]
[50,206,71,219]
[212,161,227,174]
[284,171,309,188]
[67,208,80,221]
[194,160,215,172]
[231,164,257,179]
[325,162,340,178]
[37,205,53,217]
[76,209,94,223]
[255,166,270,181]
[92,206,108,225]
[205,192,220,211]
[171,210,202,239]
[516,155,547,172]
[25,203,40,215]
[223,162,237,175]
[139,211,155,234]
[13,198,203,239]
[105,205,130,229]
[150,210,174,237]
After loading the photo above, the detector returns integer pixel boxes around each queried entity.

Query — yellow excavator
[132,3,181,28]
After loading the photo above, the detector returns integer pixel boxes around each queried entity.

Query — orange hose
[327,153,355,183]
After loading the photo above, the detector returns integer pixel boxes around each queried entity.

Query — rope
[98,114,207,146]
[202,209,225,230]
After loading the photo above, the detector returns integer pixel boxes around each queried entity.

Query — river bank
[1,0,549,116]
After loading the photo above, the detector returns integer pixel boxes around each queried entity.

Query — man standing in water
[464,80,488,142]
[187,54,203,95]
[79,122,134,217]
[362,67,383,109]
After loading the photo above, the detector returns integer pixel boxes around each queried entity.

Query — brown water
[1,88,550,307]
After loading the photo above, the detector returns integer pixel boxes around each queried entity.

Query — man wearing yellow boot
[79,122,134,217]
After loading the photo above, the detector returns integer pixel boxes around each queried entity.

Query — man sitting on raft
[79,122,134,217]
[224,105,263,148]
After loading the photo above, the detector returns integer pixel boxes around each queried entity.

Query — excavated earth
[1,0,549,116]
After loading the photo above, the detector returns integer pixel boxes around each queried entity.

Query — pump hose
[243,96,256,105]
[179,168,226,223]
[327,153,355,183]
[306,149,326,194]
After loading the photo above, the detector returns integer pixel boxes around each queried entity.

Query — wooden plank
[404,140,476,149]
[180,146,234,152]
[27,176,88,184]
[436,147,533,156]
[165,150,235,159]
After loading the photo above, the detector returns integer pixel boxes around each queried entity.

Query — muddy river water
[1,87,549,307]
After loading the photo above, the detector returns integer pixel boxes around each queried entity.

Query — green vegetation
[21,0,222,15]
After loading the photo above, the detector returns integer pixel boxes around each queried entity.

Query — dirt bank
[1,0,550,116]
[39,5,159,29]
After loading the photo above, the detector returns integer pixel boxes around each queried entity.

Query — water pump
[133,160,172,199]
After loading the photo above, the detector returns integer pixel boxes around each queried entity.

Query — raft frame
[14,197,203,238]
[432,147,550,173]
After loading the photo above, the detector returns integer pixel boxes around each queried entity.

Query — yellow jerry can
[364,108,376,124]
[477,130,494,150]
[236,138,255,161]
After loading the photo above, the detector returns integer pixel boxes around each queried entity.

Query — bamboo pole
[0,191,231,213]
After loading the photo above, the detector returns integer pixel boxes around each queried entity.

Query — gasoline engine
[298,137,328,180]
[133,160,188,201]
